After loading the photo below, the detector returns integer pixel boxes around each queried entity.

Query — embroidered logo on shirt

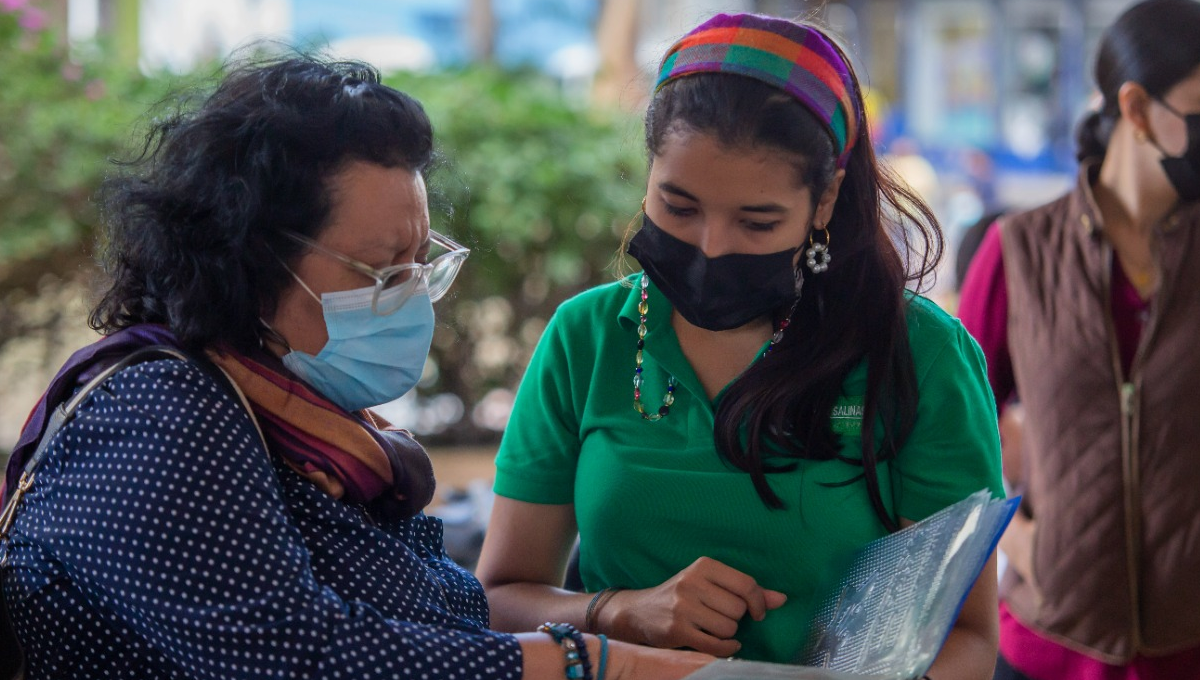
[831,396,864,436]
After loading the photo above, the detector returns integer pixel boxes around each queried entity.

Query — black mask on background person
[627,214,803,332]
[1154,102,1200,202]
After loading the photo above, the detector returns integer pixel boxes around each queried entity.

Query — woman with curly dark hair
[0,55,710,680]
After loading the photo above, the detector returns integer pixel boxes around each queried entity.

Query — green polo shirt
[493,274,1003,663]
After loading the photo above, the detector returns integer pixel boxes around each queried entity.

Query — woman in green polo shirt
[476,13,1004,679]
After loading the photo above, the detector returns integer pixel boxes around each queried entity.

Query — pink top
[958,224,1200,679]
[957,223,1146,407]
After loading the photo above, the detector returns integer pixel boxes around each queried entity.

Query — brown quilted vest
[999,164,1200,663]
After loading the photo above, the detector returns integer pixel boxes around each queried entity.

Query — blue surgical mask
[282,281,436,412]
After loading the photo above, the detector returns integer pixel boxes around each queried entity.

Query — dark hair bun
[1074,110,1116,164]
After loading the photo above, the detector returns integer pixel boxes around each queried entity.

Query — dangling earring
[806,225,831,274]
[641,196,647,213]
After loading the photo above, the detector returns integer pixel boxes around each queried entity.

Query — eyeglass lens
[375,254,467,314]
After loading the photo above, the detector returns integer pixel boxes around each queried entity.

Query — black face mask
[627,214,803,332]
[1154,101,1200,202]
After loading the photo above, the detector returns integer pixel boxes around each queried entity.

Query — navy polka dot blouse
[0,359,522,679]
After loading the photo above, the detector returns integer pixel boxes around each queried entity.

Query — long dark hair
[643,40,942,532]
[91,54,434,354]
[1076,0,1200,163]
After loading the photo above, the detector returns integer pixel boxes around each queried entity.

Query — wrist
[539,622,593,680]
[597,588,638,643]
[593,634,609,680]
[585,587,624,634]
[600,638,641,680]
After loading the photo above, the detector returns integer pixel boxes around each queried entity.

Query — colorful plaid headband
[655,13,860,168]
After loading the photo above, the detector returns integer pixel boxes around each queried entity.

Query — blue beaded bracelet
[538,622,592,680]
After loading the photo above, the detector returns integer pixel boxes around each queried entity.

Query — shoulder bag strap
[0,345,196,680]
[0,346,194,542]
[0,345,267,542]
[0,344,271,680]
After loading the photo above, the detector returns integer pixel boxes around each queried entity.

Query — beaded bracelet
[538,622,592,680]
[584,587,623,633]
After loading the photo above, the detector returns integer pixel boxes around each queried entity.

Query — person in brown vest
[958,1,1200,678]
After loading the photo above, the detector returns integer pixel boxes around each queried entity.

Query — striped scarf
[5,324,434,518]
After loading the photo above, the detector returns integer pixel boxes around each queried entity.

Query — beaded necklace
[632,274,798,421]
[633,274,676,420]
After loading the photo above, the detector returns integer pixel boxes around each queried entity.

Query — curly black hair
[90,54,435,354]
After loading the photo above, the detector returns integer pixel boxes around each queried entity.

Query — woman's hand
[599,556,787,657]
[1000,511,1037,585]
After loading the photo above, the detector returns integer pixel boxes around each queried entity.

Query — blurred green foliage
[0,6,649,444]
[384,68,648,442]
[0,5,173,269]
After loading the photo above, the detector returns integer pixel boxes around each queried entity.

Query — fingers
[679,628,742,658]
[658,609,741,657]
[762,588,788,612]
[696,581,788,625]
[624,588,741,657]
[695,583,748,622]
[688,557,786,622]
[618,557,788,657]
[999,514,1036,581]
[688,599,741,640]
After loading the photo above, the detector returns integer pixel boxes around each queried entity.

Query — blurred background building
[48,0,1142,244]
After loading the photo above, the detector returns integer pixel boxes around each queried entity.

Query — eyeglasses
[284,230,470,316]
